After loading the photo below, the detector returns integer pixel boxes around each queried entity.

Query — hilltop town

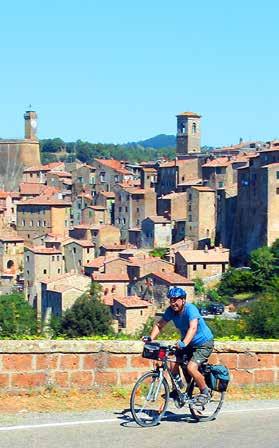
[0,109,278,334]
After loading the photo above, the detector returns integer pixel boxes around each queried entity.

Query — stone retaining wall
[0,340,278,392]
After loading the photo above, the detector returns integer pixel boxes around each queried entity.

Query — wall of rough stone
[0,340,278,392]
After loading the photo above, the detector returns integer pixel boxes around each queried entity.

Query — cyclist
[149,286,214,405]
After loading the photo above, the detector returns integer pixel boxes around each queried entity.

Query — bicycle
[130,340,226,427]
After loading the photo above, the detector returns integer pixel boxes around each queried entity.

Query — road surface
[0,400,278,448]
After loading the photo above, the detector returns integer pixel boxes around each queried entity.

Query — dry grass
[0,384,278,414]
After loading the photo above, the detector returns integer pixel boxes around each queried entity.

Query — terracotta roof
[94,158,131,174]
[113,295,150,308]
[177,248,230,263]
[27,246,62,255]
[87,205,106,210]
[161,192,186,199]
[19,183,53,196]
[23,162,64,173]
[48,170,72,178]
[92,272,129,282]
[159,161,176,168]
[65,239,94,248]
[0,234,24,242]
[77,193,92,199]
[176,111,201,118]
[192,186,215,192]
[128,256,171,267]
[146,215,171,224]
[151,271,194,285]
[202,157,231,168]
[0,191,20,199]
[101,243,135,250]
[100,191,115,198]
[84,256,106,267]
[142,167,157,172]
[17,196,72,206]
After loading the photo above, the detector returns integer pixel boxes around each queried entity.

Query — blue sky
[0,0,279,146]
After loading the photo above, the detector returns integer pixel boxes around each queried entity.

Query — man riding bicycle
[149,286,214,405]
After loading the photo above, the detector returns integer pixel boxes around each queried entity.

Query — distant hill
[126,134,176,149]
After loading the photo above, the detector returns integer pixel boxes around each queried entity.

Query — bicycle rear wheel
[188,380,225,422]
[130,371,169,427]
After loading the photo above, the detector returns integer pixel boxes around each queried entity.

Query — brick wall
[0,340,278,392]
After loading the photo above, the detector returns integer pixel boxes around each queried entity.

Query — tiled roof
[151,271,194,285]
[48,170,72,178]
[23,162,64,173]
[113,295,150,308]
[159,161,176,168]
[146,215,171,224]
[94,158,131,174]
[0,191,20,199]
[128,256,171,267]
[177,248,230,263]
[176,111,201,117]
[64,239,94,248]
[27,246,62,255]
[87,205,106,210]
[192,186,215,192]
[142,167,157,172]
[92,272,129,281]
[0,234,24,242]
[100,191,115,198]
[17,196,72,206]
[161,192,186,199]
[202,157,231,168]
[19,183,44,195]
[84,256,106,267]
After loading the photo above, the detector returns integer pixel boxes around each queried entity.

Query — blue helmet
[167,286,187,299]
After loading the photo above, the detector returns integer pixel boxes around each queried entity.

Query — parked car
[198,306,209,316]
[208,303,225,315]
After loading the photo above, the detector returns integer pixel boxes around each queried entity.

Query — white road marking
[0,406,279,432]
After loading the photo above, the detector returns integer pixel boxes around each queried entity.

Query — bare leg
[187,360,207,392]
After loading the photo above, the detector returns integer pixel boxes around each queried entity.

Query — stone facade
[176,112,201,156]
[0,340,277,392]
[141,216,172,248]
[175,248,229,280]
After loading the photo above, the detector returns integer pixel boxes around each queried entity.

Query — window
[26,270,30,275]
[119,207,122,212]
[189,215,192,222]
[100,172,106,182]
[222,263,226,273]
[192,122,197,134]
[140,310,143,316]
[43,269,47,274]
[277,171,279,180]
[277,188,279,194]
[78,260,82,266]
[52,256,55,261]
[21,220,25,226]
[193,264,197,271]
[188,205,192,212]
[65,220,68,227]
[44,221,47,227]
[125,206,128,212]
[114,175,119,182]
[30,220,33,227]
[203,264,207,269]
[57,256,59,261]
[37,221,40,227]
[188,193,192,201]
[218,181,224,188]
[26,255,29,262]
[87,248,90,253]
[73,247,76,254]
[123,217,126,224]
[136,207,140,213]
[58,268,61,274]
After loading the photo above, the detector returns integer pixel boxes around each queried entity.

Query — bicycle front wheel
[130,371,169,427]
[188,380,225,422]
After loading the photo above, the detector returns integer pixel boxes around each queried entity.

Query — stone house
[175,248,230,280]
[186,186,216,249]
[81,205,109,225]
[84,256,106,276]
[127,256,174,281]
[129,271,194,308]
[70,224,120,256]
[114,184,156,243]
[92,272,129,297]
[231,148,279,262]
[0,191,20,226]
[141,216,172,248]
[95,191,115,225]
[24,246,64,315]
[40,272,91,318]
[0,234,24,277]
[155,161,177,196]
[22,162,65,184]
[16,196,72,241]
[71,164,96,196]
[63,240,95,273]
[72,193,93,226]
[94,158,133,193]
[112,296,153,334]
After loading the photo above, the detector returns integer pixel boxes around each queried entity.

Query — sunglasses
[169,297,184,302]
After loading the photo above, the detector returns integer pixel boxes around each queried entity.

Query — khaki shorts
[176,339,214,366]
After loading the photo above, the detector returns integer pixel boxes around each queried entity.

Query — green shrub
[239,294,279,339]
[0,293,37,337]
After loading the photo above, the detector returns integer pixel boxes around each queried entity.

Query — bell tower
[24,110,38,140]
[176,111,201,158]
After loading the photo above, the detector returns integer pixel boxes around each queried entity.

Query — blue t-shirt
[162,303,213,346]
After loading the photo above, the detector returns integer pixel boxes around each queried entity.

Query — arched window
[192,122,197,134]
[7,260,14,269]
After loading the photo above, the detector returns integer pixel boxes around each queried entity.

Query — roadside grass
[232,292,254,301]
[0,384,278,414]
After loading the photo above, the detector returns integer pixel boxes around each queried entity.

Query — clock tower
[176,111,201,158]
[24,110,38,140]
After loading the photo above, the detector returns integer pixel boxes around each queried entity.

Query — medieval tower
[176,111,201,158]
[0,110,41,190]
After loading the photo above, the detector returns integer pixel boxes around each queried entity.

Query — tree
[249,247,274,288]
[218,268,256,297]
[239,294,279,338]
[59,285,113,338]
[194,278,205,297]
[0,293,37,337]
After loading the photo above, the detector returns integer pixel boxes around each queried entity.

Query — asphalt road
[0,400,278,448]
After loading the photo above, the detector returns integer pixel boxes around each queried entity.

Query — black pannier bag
[205,364,230,392]
[142,342,164,360]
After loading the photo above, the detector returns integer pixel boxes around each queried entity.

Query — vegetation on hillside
[0,293,37,337]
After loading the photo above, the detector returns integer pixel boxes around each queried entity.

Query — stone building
[114,184,156,243]
[0,110,40,190]
[16,196,72,241]
[0,191,19,227]
[40,273,91,318]
[0,234,24,278]
[22,162,65,184]
[95,191,115,224]
[63,239,95,273]
[92,272,129,297]
[81,205,109,225]
[141,216,172,248]
[176,112,201,157]
[186,186,216,249]
[94,159,133,193]
[231,148,279,262]
[70,224,120,256]
[112,296,153,334]
[24,246,64,314]
[71,164,96,196]
[175,248,229,280]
